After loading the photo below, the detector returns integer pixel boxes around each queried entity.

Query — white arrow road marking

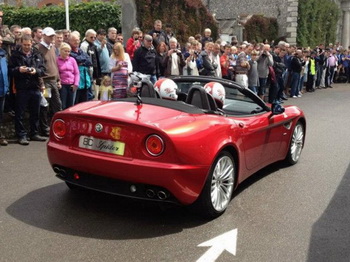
[196,229,238,262]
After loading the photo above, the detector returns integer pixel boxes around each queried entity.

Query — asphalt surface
[1,83,350,262]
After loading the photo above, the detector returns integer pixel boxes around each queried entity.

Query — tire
[285,121,304,165]
[192,151,235,218]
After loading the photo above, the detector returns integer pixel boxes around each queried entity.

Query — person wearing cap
[132,34,158,83]
[36,27,62,119]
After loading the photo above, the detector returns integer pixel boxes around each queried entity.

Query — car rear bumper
[48,142,210,205]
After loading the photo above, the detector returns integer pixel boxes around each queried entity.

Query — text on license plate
[79,136,125,156]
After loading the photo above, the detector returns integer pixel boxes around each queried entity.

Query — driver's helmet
[203,82,226,108]
[154,78,178,100]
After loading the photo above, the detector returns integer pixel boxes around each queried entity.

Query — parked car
[47,75,306,218]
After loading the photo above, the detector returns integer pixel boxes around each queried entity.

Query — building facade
[203,0,350,47]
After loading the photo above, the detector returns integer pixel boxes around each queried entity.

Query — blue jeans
[0,96,4,131]
[15,89,41,138]
[258,78,267,96]
[150,74,157,84]
[290,72,301,97]
[298,75,304,93]
[248,86,258,94]
[59,84,76,110]
[276,75,285,99]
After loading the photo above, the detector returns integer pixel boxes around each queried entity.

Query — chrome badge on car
[95,123,103,133]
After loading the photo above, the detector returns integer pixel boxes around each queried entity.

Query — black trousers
[15,89,41,138]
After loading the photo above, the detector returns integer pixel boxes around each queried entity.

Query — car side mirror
[271,103,285,115]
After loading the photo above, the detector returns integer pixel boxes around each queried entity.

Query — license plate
[79,136,125,156]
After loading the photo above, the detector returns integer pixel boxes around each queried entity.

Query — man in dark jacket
[148,20,168,48]
[132,34,158,83]
[9,35,46,145]
[272,45,287,102]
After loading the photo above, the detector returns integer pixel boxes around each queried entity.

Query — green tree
[297,0,339,47]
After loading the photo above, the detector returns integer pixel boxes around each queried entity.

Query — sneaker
[0,138,8,146]
[30,135,47,142]
[292,95,297,98]
[18,137,30,145]
[297,94,302,97]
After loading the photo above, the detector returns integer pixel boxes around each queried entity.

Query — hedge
[1,2,121,35]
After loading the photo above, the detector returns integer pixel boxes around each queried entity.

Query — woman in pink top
[57,43,80,109]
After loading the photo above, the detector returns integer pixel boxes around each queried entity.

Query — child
[96,76,113,101]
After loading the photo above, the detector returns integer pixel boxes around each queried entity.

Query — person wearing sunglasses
[80,29,102,98]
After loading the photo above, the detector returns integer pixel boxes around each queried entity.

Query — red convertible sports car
[47,75,305,218]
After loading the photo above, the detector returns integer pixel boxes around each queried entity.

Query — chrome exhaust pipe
[54,167,67,177]
[146,189,155,198]
[157,191,168,200]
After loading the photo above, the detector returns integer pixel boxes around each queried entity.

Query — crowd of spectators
[0,9,349,146]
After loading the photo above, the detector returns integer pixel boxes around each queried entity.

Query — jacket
[132,45,157,75]
[164,51,186,77]
[80,40,102,79]
[0,48,9,96]
[8,47,46,91]
[57,56,80,86]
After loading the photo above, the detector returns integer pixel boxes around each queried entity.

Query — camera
[26,67,34,73]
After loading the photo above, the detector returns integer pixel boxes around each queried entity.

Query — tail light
[145,135,164,156]
[53,119,66,139]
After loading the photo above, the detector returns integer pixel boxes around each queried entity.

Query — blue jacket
[0,48,9,97]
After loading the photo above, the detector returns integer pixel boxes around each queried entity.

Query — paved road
[1,84,350,262]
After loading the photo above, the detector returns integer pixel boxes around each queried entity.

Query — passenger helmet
[203,82,226,107]
[154,78,178,100]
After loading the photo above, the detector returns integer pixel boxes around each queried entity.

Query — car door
[239,111,285,171]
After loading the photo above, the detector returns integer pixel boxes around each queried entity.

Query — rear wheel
[193,151,235,218]
[285,122,304,165]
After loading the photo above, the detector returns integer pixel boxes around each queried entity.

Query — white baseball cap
[43,27,56,36]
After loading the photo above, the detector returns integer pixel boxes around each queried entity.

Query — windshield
[175,80,264,116]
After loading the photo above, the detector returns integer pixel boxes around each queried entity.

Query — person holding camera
[126,29,141,61]
[9,35,46,145]
[257,44,274,100]
[164,37,186,77]
[148,20,168,49]
[199,42,217,76]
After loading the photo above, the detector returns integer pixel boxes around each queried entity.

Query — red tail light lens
[53,119,66,139]
[145,135,164,156]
